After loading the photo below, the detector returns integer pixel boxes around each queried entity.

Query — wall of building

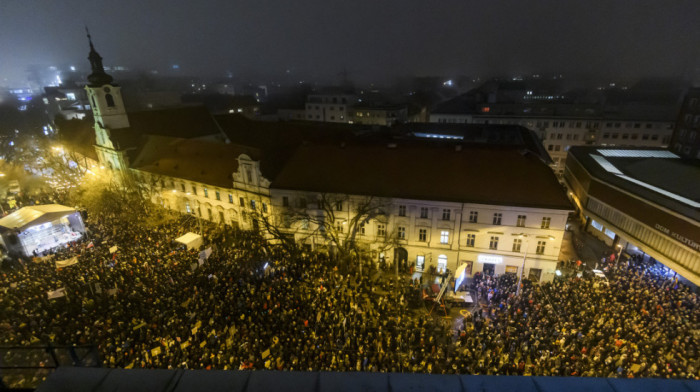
[270,190,569,282]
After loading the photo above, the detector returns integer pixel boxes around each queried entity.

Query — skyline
[1,0,700,87]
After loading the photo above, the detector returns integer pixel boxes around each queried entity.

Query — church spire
[85,27,113,87]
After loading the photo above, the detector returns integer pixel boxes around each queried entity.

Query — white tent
[175,232,203,250]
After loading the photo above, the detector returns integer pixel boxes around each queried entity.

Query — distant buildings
[670,87,700,159]
[304,91,357,123]
[430,78,685,176]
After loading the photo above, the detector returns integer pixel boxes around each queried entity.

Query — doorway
[482,263,495,276]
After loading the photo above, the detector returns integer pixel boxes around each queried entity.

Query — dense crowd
[0,212,698,386]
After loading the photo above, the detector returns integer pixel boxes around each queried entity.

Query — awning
[0,204,78,232]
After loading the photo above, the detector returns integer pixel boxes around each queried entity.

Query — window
[228,194,234,203]
[336,221,344,233]
[642,134,649,140]
[536,241,546,255]
[612,133,619,139]
[622,133,629,140]
[554,145,561,151]
[299,198,307,209]
[262,203,267,213]
[489,236,499,250]
[239,197,245,206]
[398,226,406,239]
[219,211,225,222]
[420,207,429,219]
[185,202,192,214]
[469,211,478,223]
[180,183,186,192]
[398,205,406,217]
[603,133,610,139]
[493,213,502,225]
[377,224,386,237]
[437,255,447,273]
[105,93,115,107]
[419,229,427,242]
[442,209,451,220]
[204,188,209,198]
[651,134,659,141]
[541,217,551,229]
[548,145,553,151]
[282,196,289,207]
[250,200,256,209]
[512,238,522,252]
[335,201,343,211]
[440,231,449,244]
[359,222,365,235]
[215,191,221,201]
[192,186,197,195]
[516,215,526,227]
[466,234,475,247]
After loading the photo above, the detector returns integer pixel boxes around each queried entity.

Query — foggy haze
[1,0,699,86]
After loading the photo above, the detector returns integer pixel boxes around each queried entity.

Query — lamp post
[515,234,529,297]
[514,233,555,296]
[616,244,623,264]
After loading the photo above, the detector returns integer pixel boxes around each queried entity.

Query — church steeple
[85,27,114,87]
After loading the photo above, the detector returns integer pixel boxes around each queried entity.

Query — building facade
[305,93,357,123]
[564,147,700,286]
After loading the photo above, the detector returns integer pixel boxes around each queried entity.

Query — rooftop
[567,146,700,221]
[130,136,260,188]
[272,142,572,210]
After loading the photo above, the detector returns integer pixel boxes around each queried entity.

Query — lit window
[204,188,209,198]
[398,226,406,239]
[440,231,449,244]
[419,229,427,242]
[228,194,234,203]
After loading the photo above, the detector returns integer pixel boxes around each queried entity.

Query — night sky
[1,0,699,86]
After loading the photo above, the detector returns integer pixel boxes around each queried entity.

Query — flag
[55,256,79,268]
[47,288,66,299]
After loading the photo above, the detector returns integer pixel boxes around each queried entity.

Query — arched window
[437,255,447,273]
[105,93,115,107]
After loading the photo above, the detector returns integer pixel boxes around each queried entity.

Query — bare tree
[258,193,394,274]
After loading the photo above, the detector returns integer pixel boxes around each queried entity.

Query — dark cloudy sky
[1,0,699,85]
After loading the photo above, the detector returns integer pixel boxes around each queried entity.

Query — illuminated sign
[477,254,503,264]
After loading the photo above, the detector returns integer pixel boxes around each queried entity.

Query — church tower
[83,29,130,172]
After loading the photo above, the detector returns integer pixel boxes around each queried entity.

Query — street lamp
[615,244,623,264]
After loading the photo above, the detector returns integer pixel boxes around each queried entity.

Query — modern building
[670,87,700,159]
[564,146,700,286]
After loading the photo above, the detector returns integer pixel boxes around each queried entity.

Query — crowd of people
[0,209,698,387]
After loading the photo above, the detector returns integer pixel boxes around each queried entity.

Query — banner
[47,288,66,299]
[199,247,213,261]
[55,256,79,268]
